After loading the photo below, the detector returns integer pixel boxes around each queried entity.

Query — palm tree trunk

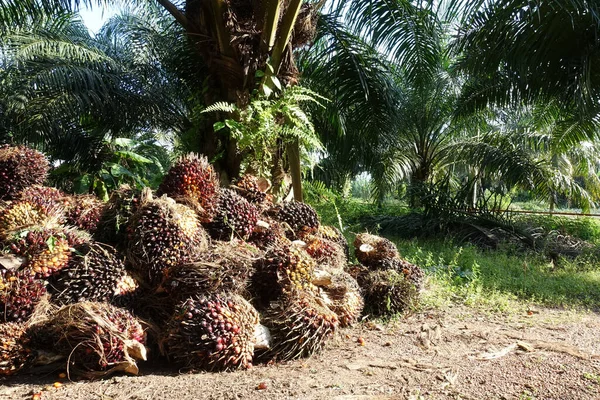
[287,139,303,201]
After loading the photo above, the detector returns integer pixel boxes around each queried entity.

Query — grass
[308,196,600,313]
[394,238,600,312]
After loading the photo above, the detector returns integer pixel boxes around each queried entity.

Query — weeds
[308,195,600,312]
[396,238,600,311]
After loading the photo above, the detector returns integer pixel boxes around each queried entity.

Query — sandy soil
[2,306,600,400]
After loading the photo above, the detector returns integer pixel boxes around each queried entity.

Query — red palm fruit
[205,188,258,241]
[0,268,47,323]
[349,266,418,317]
[298,229,347,271]
[0,323,34,376]
[48,242,136,306]
[251,242,317,307]
[0,145,49,200]
[64,194,105,234]
[318,225,349,257]
[165,294,259,371]
[157,153,219,222]
[16,185,67,213]
[95,185,141,248]
[390,257,425,293]
[232,174,268,206]
[259,289,339,361]
[127,189,208,285]
[270,201,320,233]
[7,228,72,278]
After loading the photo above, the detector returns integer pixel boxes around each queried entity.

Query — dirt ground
[2,305,600,400]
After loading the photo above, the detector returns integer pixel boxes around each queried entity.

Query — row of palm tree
[1,0,599,210]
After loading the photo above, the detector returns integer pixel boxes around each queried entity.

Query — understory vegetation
[309,194,600,312]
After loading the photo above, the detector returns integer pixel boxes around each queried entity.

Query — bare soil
[2,306,600,400]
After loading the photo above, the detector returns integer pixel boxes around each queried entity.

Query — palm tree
[451,101,600,212]
[0,10,173,187]
[451,0,600,118]
[300,1,448,199]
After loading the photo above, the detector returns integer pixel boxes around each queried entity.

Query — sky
[79,5,119,34]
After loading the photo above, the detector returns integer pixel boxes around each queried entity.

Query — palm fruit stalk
[64,194,105,234]
[163,240,261,300]
[317,271,363,328]
[251,242,317,308]
[259,289,339,361]
[48,242,138,306]
[95,185,141,247]
[127,189,208,285]
[0,268,47,323]
[7,228,72,278]
[157,153,219,223]
[0,144,49,200]
[165,294,259,371]
[318,225,349,258]
[349,266,417,317]
[0,323,34,376]
[270,201,319,235]
[354,233,400,270]
[28,302,147,377]
[205,188,258,241]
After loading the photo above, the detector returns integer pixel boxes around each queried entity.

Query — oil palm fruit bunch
[232,174,268,206]
[0,201,51,238]
[251,242,316,307]
[205,188,258,240]
[271,201,319,233]
[7,228,72,278]
[127,189,208,285]
[298,229,347,271]
[30,302,147,377]
[165,294,260,371]
[390,258,425,293]
[64,195,105,234]
[163,240,260,300]
[260,289,338,361]
[317,271,363,328]
[48,242,136,306]
[353,268,417,317]
[157,153,219,223]
[248,218,289,250]
[354,233,400,270]
[0,144,49,200]
[16,185,67,213]
[0,268,47,323]
[0,323,34,376]
[95,185,141,247]
[318,225,349,258]
[62,227,92,248]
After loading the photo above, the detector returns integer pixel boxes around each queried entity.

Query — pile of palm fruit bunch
[349,233,425,317]
[0,145,424,380]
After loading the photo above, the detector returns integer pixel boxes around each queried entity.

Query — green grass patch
[514,215,600,243]
[394,238,600,311]
[308,196,600,312]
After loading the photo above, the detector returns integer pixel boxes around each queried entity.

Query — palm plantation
[2,1,600,398]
